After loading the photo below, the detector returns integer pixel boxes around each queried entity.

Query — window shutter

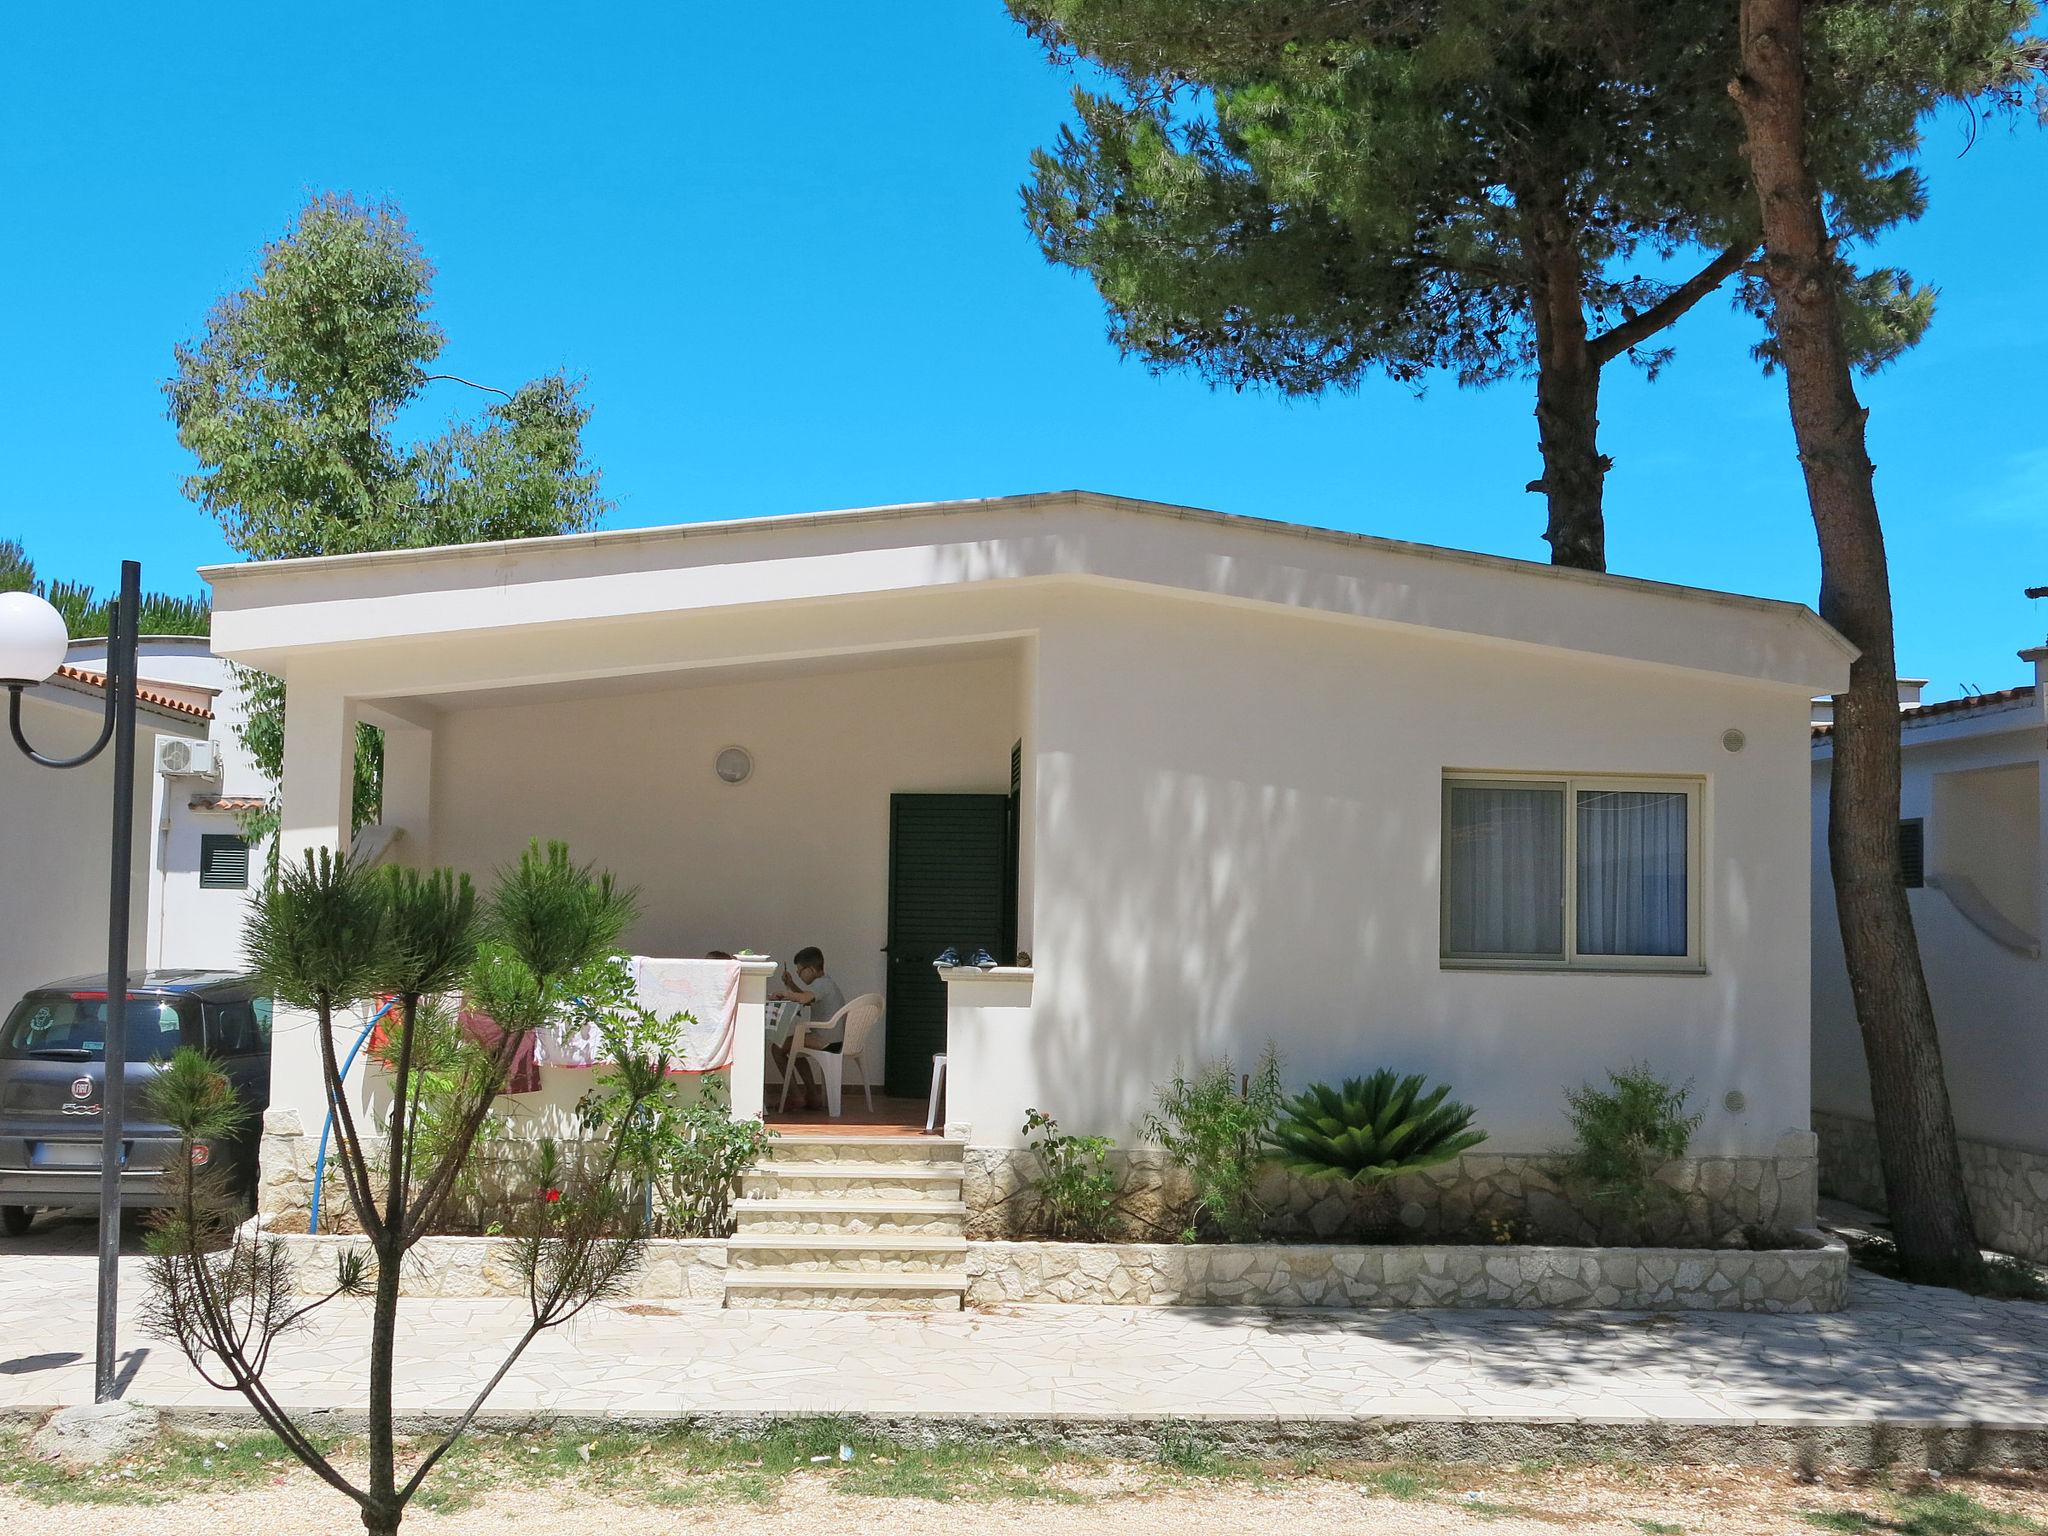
[200,833,250,891]
[1898,819,1926,889]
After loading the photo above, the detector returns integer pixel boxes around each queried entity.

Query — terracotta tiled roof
[52,664,214,721]
[189,794,268,813]
[1812,683,2035,739]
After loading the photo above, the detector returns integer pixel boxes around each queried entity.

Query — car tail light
[190,1144,211,1168]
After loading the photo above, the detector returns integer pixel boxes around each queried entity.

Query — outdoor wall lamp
[0,562,143,1406]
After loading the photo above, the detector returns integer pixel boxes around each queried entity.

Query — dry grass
[1,1421,2044,1536]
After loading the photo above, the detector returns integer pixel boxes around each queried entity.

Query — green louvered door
[884,793,1010,1097]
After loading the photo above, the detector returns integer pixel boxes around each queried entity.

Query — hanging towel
[458,1007,543,1095]
[365,997,542,1095]
[627,957,742,1074]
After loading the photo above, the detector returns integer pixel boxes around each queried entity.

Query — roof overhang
[203,490,1855,696]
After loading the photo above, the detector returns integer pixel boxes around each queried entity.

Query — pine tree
[1731,0,2042,1284]
[1009,0,1942,569]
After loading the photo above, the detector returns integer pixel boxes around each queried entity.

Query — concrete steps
[726,1133,968,1311]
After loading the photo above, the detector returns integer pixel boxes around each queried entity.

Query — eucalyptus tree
[165,194,609,834]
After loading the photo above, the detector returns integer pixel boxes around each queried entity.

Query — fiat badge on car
[71,1077,93,1100]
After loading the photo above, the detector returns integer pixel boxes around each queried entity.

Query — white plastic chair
[776,993,884,1117]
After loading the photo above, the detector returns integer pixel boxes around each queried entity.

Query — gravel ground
[4,1459,2046,1536]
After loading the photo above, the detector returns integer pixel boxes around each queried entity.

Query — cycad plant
[145,840,659,1536]
[1267,1070,1487,1189]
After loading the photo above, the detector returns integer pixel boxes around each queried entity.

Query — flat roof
[199,489,1850,644]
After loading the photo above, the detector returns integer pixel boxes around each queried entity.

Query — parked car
[0,971,271,1237]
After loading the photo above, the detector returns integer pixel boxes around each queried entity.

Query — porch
[255,617,1036,1173]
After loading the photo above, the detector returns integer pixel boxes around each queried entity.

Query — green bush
[1143,1046,1284,1242]
[1021,1108,1120,1241]
[1266,1070,1487,1185]
[572,953,773,1237]
[1561,1064,1702,1240]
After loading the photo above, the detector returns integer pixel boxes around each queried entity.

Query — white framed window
[1441,772,1703,972]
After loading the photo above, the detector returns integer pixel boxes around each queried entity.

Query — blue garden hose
[307,998,398,1235]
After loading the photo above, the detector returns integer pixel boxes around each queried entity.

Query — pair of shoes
[932,946,1000,970]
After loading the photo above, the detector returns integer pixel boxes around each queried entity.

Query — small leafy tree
[145,841,656,1536]
[1143,1046,1284,1242]
[1560,1064,1703,1242]
[1267,1071,1487,1186]
[1021,1108,1120,1241]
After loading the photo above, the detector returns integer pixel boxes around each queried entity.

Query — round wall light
[714,745,753,785]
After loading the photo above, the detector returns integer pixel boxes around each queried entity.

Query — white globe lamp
[0,590,70,686]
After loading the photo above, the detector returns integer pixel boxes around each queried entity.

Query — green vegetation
[0,540,210,638]
[1020,1106,1121,1241]
[1803,1490,2042,1535]
[1143,1045,1285,1241]
[575,977,774,1238]
[1267,1070,1487,1186]
[147,841,657,1536]
[5,1423,2041,1532]
[1561,1063,1703,1242]
[165,194,610,840]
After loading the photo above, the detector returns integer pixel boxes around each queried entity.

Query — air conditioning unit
[156,737,223,778]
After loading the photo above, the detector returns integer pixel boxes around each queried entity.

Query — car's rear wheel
[0,1206,33,1238]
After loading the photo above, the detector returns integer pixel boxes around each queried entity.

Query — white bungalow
[205,491,1851,1289]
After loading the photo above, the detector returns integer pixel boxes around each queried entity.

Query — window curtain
[1445,784,1565,956]
[1577,790,1688,956]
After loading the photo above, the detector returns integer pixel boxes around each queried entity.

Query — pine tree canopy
[1009,0,2037,569]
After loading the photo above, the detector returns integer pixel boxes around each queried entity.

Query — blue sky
[3,4,2042,696]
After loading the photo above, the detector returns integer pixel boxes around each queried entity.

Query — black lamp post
[1,561,141,1404]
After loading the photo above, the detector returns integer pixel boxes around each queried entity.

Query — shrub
[1142,1046,1283,1242]
[572,958,773,1238]
[1266,1070,1487,1188]
[1021,1108,1120,1241]
[1561,1064,1702,1241]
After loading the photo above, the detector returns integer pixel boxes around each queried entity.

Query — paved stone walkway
[2,1244,2044,1441]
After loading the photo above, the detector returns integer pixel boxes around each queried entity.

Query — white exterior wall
[0,691,197,1003]
[1812,707,2048,1154]
[979,586,1815,1155]
[426,649,1024,1072]
[208,493,1849,1162]
[68,638,269,972]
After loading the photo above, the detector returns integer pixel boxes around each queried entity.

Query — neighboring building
[0,661,212,1009]
[205,491,1850,1241]
[1811,640,2048,1262]
[63,635,270,973]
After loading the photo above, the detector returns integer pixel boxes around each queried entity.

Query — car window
[0,995,192,1061]
[206,998,270,1056]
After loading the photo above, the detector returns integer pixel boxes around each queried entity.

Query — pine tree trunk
[1732,0,1980,1283]
[1518,180,1609,573]
[364,1227,404,1533]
